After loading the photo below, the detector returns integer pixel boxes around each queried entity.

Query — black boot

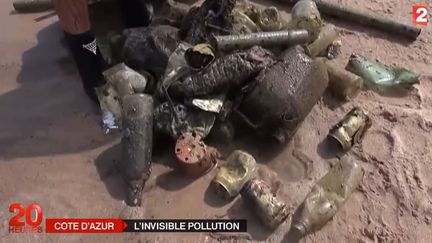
[65,30,105,103]
[121,0,154,28]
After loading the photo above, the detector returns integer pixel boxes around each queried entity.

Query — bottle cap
[292,219,310,236]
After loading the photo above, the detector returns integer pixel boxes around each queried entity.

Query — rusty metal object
[175,132,219,177]
[169,46,275,98]
[326,61,363,100]
[121,94,154,206]
[211,30,309,51]
[328,107,372,150]
[239,46,328,143]
[241,179,290,229]
[306,24,338,57]
[212,150,257,199]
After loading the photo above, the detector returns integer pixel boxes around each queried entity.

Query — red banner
[45,219,127,233]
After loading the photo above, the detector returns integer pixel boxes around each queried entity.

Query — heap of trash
[15,0,422,238]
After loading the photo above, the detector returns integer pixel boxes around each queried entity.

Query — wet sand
[1,0,432,242]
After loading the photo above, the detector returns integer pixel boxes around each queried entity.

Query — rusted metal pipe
[211,30,309,51]
[276,0,421,40]
[13,0,53,12]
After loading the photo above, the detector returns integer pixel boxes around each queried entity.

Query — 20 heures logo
[413,5,428,25]
[9,203,43,233]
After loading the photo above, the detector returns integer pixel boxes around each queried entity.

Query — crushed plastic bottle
[292,155,365,236]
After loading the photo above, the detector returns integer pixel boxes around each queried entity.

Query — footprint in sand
[362,130,394,161]
[392,125,429,156]
[270,149,313,182]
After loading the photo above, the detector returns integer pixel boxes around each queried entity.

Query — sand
[1,0,431,242]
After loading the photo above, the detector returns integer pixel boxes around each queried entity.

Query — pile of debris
[15,0,421,238]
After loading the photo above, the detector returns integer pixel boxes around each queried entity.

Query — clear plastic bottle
[292,155,364,236]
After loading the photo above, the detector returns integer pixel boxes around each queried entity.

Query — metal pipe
[13,0,53,12]
[276,0,421,40]
[211,30,309,51]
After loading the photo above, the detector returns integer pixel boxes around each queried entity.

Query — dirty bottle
[292,155,364,236]
[290,0,324,42]
[346,53,420,91]
[121,94,154,206]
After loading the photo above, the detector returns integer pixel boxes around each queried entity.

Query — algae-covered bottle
[292,155,364,236]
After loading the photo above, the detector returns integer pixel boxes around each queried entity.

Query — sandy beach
[1,0,431,242]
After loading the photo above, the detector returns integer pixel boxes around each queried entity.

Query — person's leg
[53,0,105,102]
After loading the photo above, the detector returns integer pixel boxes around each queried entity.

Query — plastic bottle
[292,155,364,236]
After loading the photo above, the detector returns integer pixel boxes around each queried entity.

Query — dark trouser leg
[53,0,105,103]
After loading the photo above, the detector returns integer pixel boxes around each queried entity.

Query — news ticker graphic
[44,219,247,233]
[9,203,247,234]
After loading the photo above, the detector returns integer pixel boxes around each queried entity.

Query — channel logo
[9,203,43,233]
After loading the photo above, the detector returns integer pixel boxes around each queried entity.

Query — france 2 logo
[413,5,428,25]
[9,203,43,233]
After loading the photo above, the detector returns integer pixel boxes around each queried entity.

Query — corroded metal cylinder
[175,132,219,178]
[313,0,421,40]
[276,0,421,40]
[121,94,153,206]
[212,150,257,199]
[211,30,309,51]
[328,107,371,150]
[13,0,53,12]
[241,179,290,229]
